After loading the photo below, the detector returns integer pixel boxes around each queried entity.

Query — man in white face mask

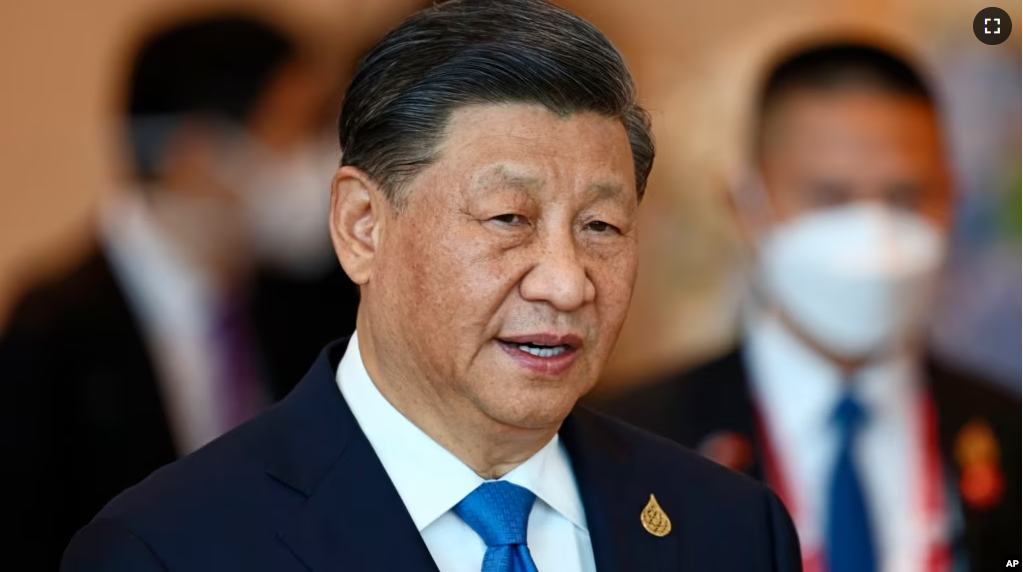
[607,41,1020,572]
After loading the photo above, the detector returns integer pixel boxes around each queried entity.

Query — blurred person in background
[0,12,357,568]
[605,41,1020,572]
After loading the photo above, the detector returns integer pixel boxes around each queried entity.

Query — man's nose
[518,230,595,312]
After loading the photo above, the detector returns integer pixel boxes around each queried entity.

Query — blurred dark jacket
[0,250,357,570]
[600,347,1021,572]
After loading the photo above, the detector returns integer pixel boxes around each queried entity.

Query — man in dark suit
[604,41,1020,572]
[60,1,802,570]
[1,14,358,570]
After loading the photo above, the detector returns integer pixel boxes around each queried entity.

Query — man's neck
[356,325,557,480]
[774,309,869,376]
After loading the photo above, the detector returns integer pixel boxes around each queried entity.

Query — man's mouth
[512,342,571,358]
[496,333,583,375]
[498,333,582,352]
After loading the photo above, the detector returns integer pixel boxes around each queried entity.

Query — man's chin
[489,408,572,432]
[475,383,587,431]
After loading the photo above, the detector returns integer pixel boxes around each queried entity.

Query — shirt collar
[335,333,588,533]
[744,307,920,436]
[502,429,588,533]
[99,190,217,331]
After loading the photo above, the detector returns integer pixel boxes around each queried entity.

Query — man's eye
[585,220,619,233]
[886,184,923,210]
[490,214,525,225]
[808,183,852,207]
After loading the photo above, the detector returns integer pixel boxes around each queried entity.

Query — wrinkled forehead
[467,163,629,202]
[421,104,637,200]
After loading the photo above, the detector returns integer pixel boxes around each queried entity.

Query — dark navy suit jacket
[61,339,802,571]
[600,348,1021,572]
[1,251,359,571]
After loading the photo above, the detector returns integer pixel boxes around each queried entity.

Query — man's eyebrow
[471,164,544,193]
[590,180,626,200]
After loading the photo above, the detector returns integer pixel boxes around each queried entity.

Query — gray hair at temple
[338,0,655,207]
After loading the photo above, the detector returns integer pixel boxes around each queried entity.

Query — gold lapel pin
[641,494,671,537]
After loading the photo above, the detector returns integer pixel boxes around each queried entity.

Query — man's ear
[330,166,390,285]
[724,166,773,248]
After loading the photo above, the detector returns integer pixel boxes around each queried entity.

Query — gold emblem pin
[640,494,671,537]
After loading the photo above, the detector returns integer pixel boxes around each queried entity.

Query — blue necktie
[455,481,540,572]
[826,394,876,572]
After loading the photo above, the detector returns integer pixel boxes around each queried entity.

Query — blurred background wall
[1,0,1018,394]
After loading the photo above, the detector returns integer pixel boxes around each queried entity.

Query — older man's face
[370,104,638,430]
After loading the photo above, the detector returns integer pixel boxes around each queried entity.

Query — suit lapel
[560,409,683,572]
[265,340,439,572]
[928,360,1000,566]
[276,435,440,572]
[93,252,178,453]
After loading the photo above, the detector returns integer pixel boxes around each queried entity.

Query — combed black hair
[338,0,654,205]
[755,41,935,155]
[125,14,297,179]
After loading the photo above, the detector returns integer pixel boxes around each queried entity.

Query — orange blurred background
[0,0,1018,394]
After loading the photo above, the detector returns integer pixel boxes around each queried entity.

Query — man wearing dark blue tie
[60,1,801,570]
[604,40,1021,572]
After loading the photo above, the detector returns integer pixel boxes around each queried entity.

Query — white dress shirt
[100,191,235,454]
[336,333,596,572]
[745,310,950,572]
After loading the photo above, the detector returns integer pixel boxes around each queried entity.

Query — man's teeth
[517,344,568,358]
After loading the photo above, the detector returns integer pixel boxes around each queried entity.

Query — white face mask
[243,143,339,276]
[757,203,946,358]
[218,134,339,277]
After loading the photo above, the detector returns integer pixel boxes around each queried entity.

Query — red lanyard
[753,394,950,572]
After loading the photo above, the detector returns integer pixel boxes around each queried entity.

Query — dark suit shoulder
[64,346,351,571]
[72,407,304,568]
[96,411,281,526]
[3,251,124,337]
[927,360,1021,570]
[929,358,1021,476]
[3,250,175,572]
[62,519,168,572]
[930,359,1020,422]
[569,407,802,570]
[575,404,767,497]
